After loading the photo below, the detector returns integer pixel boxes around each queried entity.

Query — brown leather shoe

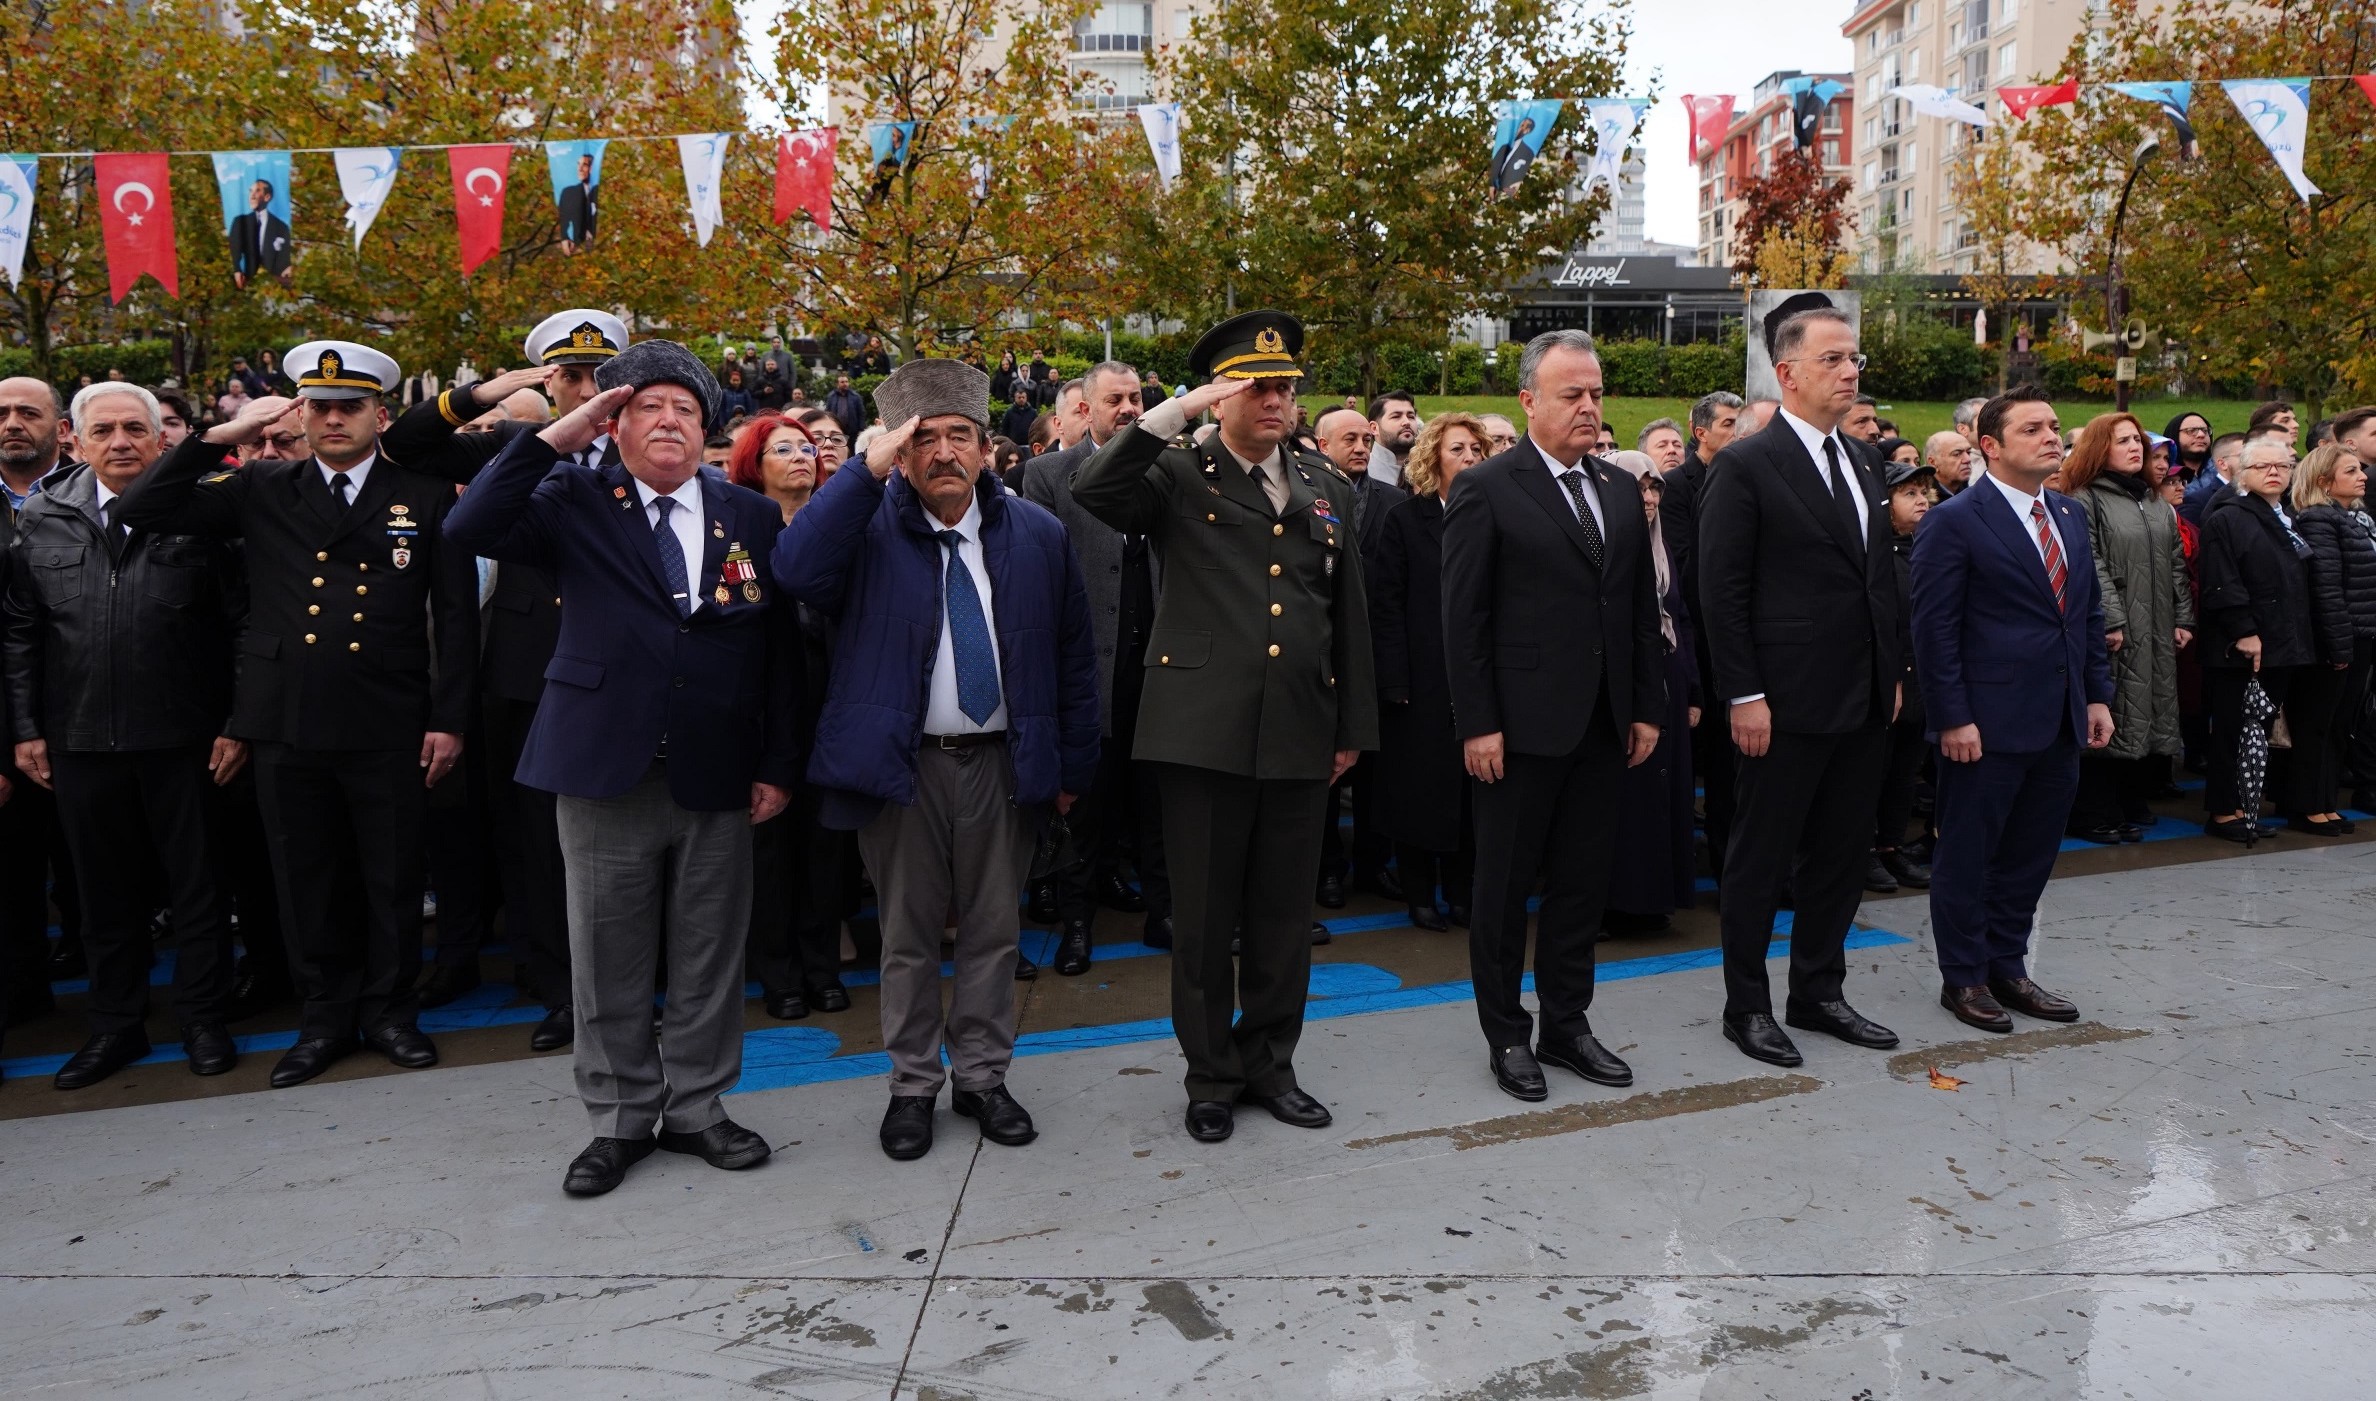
[1940,984,2013,1034]
[1989,977,2079,1023]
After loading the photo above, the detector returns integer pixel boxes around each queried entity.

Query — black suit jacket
[1440,442,1665,754]
[558,182,597,244]
[230,210,290,279]
[1660,450,1715,639]
[1696,415,1902,734]
[1348,471,1407,563]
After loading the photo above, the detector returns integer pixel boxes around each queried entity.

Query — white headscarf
[1607,450,1676,651]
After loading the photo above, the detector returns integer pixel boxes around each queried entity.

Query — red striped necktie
[2031,499,2067,612]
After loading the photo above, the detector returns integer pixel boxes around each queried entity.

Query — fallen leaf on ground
[1927,1067,1966,1091]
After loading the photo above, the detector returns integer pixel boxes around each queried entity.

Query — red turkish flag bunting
[1998,82,2080,121]
[2355,75,2376,109]
[775,127,837,232]
[94,153,178,302]
[1683,94,1735,166]
[446,144,512,273]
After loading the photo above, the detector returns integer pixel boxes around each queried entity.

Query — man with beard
[1366,391,1420,486]
[2163,412,2214,484]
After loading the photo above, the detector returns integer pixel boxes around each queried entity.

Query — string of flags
[10,73,2376,302]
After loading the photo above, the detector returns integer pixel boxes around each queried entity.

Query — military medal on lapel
[722,542,760,604]
[385,503,417,570]
[714,585,731,605]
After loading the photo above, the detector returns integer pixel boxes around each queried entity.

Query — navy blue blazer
[1910,479,2114,752]
[444,433,803,810]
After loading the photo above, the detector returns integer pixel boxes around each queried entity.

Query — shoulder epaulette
[203,470,235,484]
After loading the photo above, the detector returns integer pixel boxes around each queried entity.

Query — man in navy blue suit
[446,340,803,1197]
[1910,386,2115,1034]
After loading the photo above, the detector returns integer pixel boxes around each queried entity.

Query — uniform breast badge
[385,503,418,569]
[723,542,760,603]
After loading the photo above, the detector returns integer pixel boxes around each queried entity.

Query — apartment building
[1840,0,2089,273]
[1695,70,1856,273]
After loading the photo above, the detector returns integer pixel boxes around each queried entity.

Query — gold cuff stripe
[435,388,467,425]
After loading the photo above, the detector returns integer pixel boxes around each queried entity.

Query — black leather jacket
[3,463,240,751]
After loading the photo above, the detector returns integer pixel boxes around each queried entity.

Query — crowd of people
[0,295,2359,1198]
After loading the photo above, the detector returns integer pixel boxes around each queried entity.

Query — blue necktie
[651,496,690,616]
[938,529,1001,725]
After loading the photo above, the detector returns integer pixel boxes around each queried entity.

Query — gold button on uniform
[1206,513,1216,522]
[1272,524,1284,536]
[1269,564,1281,576]
[311,576,324,587]
[307,605,320,616]
[304,633,317,644]
[358,562,369,572]
[315,551,327,562]
[1160,655,1171,665]
[352,613,364,622]
[1267,644,1281,657]
[1270,603,1282,616]
[348,642,361,652]
[356,585,368,595]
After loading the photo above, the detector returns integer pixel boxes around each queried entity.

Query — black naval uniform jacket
[1071,422,1380,780]
[114,435,478,748]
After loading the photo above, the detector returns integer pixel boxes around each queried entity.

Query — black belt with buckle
[923,731,1005,750]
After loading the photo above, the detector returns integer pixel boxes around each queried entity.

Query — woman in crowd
[990,349,1018,404]
[726,414,853,1016]
[1870,462,1934,892]
[795,406,850,484]
[991,436,1025,486]
[1602,449,1699,933]
[719,366,755,424]
[1876,436,1920,468]
[2287,444,2376,832]
[2199,443,2316,841]
[2064,413,2195,843]
[1368,412,1489,930]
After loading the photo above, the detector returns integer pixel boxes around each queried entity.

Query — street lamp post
[2105,135,2160,414]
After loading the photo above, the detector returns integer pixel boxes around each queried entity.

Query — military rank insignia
[723,543,760,603]
[1311,497,1339,525]
[385,503,418,569]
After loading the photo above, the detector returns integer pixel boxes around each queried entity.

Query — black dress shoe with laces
[1314,871,1347,909]
[416,962,481,1009]
[765,988,809,1020]
[1363,866,1404,902]
[1408,903,1449,932]
[1027,881,1061,924]
[225,966,293,1022]
[804,977,853,1013]
[1054,920,1093,976]
[1537,1031,1634,1086]
[53,1028,151,1090]
[880,1095,936,1160]
[362,1023,439,1069]
[1185,1099,1234,1142]
[1446,904,1470,928]
[1877,849,1932,889]
[1490,1045,1548,1101]
[182,1021,237,1076]
[658,1117,771,1170]
[47,931,85,978]
[2067,824,2125,846]
[1141,915,1173,950]
[1989,977,2080,1022]
[530,1004,575,1052]
[270,1036,352,1088]
[1722,1011,1804,1067]
[1309,921,1332,946]
[1784,998,1900,1049]
[953,1083,1039,1145]
[1940,984,2014,1033]
[1013,951,1039,981]
[1864,854,1900,893]
[1243,1086,1332,1128]
[1098,872,1146,913]
[563,1136,655,1197]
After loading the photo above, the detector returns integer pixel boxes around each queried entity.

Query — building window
[1863,160,1878,191]
[1997,41,2016,77]
[1907,1,1921,26]
[1073,3,1152,54]
[1823,103,1844,132]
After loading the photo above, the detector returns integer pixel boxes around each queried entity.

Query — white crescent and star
[464,165,504,207]
[111,180,155,226]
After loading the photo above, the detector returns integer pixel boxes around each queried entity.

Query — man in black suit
[1441,329,1665,1100]
[1661,390,1743,883]
[1490,117,1540,195]
[1312,405,1404,907]
[558,154,598,254]
[1697,296,1904,1067]
[229,179,291,289]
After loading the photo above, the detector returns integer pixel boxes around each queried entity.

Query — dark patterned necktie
[938,530,1002,724]
[1559,469,1605,570]
[651,496,690,616]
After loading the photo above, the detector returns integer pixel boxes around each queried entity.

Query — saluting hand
[203,394,299,447]
[473,364,559,403]
[1169,377,1252,421]
[539,383,633,458]
[865,415,919,480]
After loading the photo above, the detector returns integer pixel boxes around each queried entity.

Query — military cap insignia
[319,350,342,380]
[1254,327,1284,355]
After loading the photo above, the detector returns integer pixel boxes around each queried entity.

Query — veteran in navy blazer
[1911,386,2114,1035]
[445,340,802,1200]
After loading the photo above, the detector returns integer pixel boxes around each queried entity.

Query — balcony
[1072,3,1152,54]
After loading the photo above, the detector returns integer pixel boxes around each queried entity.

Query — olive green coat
[2079,475,2196,760]
[1071,424,1379,780]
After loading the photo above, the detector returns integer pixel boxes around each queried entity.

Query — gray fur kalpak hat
[595,339,721,429]
[873,358,991,431]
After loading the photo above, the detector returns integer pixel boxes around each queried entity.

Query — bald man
[1924,430,1974,495]
[460,389,553,433]
[0,377,69,514]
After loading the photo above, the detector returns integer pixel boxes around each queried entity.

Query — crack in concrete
[1344,1074,1825,1151]
[1884,1021,2151,1078]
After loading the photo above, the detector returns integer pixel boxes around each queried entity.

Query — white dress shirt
[93,477,119,526]
[632,474,707,614]
[1776,407,1870,537]
[1984,471,2068,573]
[1533,437,1607,536]
[318,453,376,504]
[924,493,1009,734]
[568,433,614,469]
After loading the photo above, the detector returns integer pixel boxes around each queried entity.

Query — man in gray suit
[1019,361,1170,971]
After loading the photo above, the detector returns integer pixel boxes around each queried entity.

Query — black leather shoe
[880,1095,936,1160]
[1989,977,2080,1022]
[416,962,480,1008]
[2205,816,2259,843]
[1784,998,1900,1049]
[1098,872,1146,913]
[53,1028,151,1089]
[2068,824,2125,846]
[1309,921,1332,946]
[1244,1086,1332,1128]
[1864,855,1899,893]
[1941,984,2015,1033]
[182,1021,236,1076]
[1054,921,1092,976]
[270,1036,351,1088]
[1364,866,1405,902]
[1185,1099,1234,1142]
[1027,881,1060,924]
[765,988,809,1020]
[2117,823,2147,842]
[1722,1012,1804,1067]
[46,931,85,978]
[1141,915,1173,950]
[1446,904,1470,928]
[563,1136,655,1197]
[1490,1045,1548,1101]
[2291,815,2357,836]
[1408,903,1449,932]
[1013,951,1039,981]
[658,1117,771,1170]
[530,1004,574,1052]
[1315,871,1347,908]
[1877,849,1932,889]
[1537,1031,1634,1086]
[225,968,293,1022]
[362,1023,439,1069]
[804,978,852,1013]
[952,1083,1038,1145]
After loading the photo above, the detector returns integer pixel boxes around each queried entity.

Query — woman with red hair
[729,413,819,522]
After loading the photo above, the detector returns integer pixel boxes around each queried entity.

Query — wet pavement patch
[1885,1022,2150,1079]
[1345,1074,1825,1151]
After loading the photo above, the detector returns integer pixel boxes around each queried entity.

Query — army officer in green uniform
[1071,310,1378,1144]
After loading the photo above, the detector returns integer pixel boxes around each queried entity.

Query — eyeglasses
[765,442,817,458]
[1783,351,1868,372]
[810,431,848,446]
[260,433,306,451]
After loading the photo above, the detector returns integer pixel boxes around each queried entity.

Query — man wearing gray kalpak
[772,357,1100,1162]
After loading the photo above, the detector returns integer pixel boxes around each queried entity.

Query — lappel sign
[1549,256,1632,289]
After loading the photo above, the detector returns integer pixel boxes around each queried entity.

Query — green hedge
[1861,316,1989,402]
[0,339,176,391]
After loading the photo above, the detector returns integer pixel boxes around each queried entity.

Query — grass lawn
[1308,396,2265,448]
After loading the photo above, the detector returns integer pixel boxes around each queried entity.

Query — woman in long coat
[1369,413,1488,930]
[2063,413,2195,840]
[1602,451,1698,933]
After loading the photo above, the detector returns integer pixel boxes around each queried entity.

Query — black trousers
[2280,660,2351,818]
[207,767,285,986]
[482,696,569,1004]
[0,776,78,1020]
[1874,715,1929,848]
[1318,754,1390,882]
[425,739,493,970]
[1719,723,1887,1016]
[2071,753,2162,829]
[1395,837,1474,912]
[1691,640,1737,882]
[52,745,232,1033]
[1156,763,1328,1103]
[1931,734,2079,986]
[2336,640,2376,798]
[2204,666,2294,816]
[747,786,849,995]
[1466,697,1624,1049]
[252,744,428,1040]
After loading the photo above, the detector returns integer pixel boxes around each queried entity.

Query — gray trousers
[857,741,1038,1097]
[556,764,752,1139]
